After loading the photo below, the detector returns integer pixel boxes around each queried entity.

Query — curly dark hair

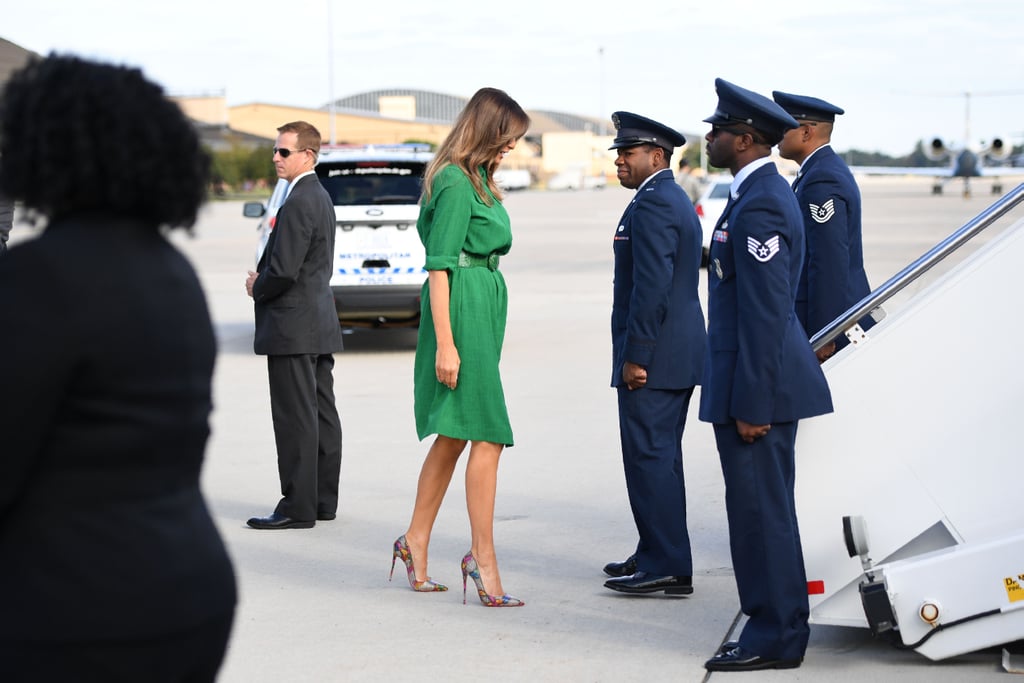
[0,54,209,229]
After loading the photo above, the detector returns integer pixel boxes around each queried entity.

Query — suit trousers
[714,420,809,661]
[617,386,694,576]
[268,353,342,521]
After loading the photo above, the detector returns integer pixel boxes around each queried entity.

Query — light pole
[598,46,606,136]
[327,0,336,144]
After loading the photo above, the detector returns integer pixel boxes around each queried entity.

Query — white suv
[245,144,431,327]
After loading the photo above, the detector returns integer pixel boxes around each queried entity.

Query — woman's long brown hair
[422,87,530,206]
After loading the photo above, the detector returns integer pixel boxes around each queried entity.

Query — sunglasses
[273,147,308,158]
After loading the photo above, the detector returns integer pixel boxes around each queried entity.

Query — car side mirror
[242,202,266,219]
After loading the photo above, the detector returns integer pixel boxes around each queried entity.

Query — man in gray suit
[245,121,344,529]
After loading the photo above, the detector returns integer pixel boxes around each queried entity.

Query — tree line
[207,145,278,197]
[206,139,1023,197]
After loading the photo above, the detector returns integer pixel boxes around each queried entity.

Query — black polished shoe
[246,512,315,529]
[716,640,739,655]
[704,645,801,672]
[602,555,638,578]
[603,571,693,595]
[316,511,336,521]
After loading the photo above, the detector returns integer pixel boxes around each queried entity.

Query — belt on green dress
[458,251,500,270]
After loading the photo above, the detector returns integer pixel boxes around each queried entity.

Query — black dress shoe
[317,511,336,521]
[704,645,801,672]
[603,571,693,595]
[602,555,638,578]
[246,512,315,529]
[716,640,739,655]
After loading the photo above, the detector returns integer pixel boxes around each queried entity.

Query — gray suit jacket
[252,174,343,355]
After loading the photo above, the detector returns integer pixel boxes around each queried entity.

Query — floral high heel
[390,535,447,592]
[461,552,524,607]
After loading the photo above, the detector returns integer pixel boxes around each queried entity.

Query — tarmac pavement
[157,176,1023,682]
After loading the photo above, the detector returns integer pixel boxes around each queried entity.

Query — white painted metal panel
[794,217,1024,634]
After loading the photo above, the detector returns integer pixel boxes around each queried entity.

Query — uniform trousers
[617,385,694,576]
[714,421,809,661]
[268,353,342,521]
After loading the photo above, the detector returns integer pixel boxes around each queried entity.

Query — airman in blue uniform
[698,79,833,672]
[774,91,872,360]
[602,112,707,597]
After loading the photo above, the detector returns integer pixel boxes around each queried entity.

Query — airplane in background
[852,91,1023,198]
[852,136,1017,198]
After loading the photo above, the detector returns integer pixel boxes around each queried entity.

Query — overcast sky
[4,0,1022,155]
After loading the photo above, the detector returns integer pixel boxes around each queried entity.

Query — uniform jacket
[699,162,832,425]
[793,145,871,337]
[0,216,236,640]
[253,173,344,355]
[611,168,706,389]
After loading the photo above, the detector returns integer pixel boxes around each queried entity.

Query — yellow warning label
[1006,576,1024,603]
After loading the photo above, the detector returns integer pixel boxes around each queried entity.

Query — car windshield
[317,161,425,206]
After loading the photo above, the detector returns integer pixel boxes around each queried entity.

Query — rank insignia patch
[747,235,780,262]
[810,199,836,224]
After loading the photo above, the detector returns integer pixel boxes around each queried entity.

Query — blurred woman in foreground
[0,54,236,681]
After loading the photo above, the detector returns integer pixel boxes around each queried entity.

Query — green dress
[414,164,513,446]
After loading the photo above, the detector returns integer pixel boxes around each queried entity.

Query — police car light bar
[319,143,433,154]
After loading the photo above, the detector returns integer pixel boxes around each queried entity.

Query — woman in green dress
[390,88,530,607]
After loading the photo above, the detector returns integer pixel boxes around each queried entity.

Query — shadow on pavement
[340,327,418,353]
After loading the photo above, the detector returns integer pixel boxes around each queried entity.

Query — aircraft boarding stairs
[794,183,1024,661]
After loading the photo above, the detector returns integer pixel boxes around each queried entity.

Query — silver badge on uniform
[810,199,836,224]
[713,258,724,279]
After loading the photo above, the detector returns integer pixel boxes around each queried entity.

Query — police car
[244,144,431,327]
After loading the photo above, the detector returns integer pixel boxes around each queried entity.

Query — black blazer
[253,173,344,355]
[0,216,236,641]
[0,193,13,253]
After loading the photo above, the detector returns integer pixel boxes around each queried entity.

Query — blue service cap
[608,111,685,152]
[772,91,844,122]
[703,78,799,143]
